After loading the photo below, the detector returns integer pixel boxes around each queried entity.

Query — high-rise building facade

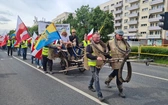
[52,12,76,24]
[99,0,168,45]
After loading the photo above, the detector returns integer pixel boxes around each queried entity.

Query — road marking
[105,66,168,81]
[13,56,108,105]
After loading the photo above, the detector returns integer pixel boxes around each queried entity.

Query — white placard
[38,21,51,34]
[38,21,70,35]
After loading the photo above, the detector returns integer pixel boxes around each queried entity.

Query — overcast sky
[0,0,109,35]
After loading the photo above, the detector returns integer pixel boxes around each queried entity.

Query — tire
[79,68,86,73]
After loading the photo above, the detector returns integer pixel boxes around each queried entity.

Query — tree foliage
[63,5,114,42]
[8,30,15,36]
[28,25,38,36]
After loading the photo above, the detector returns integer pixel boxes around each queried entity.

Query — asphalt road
[0,49,168,105]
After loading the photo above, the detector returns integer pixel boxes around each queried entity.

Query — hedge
[130,46,168,61]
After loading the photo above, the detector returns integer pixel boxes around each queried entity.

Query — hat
[71,29,76,33]
[115,30,124,36]
[61,29,67,35]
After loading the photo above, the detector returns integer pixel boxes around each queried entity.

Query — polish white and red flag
[15,16,30,43]
[0,34,8,47]
[87,28,94,41]
[31,32,38,51]
[31,34,42,59]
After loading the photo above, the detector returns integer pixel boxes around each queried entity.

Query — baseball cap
[115,30,124,36]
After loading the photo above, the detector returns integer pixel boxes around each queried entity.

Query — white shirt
[61,35,69,43]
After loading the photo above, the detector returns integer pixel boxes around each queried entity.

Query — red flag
[31,49,42,59]
[0,35,8,47]
[87,28,94,41]
[27,37,32,43]
[16,16,30,43]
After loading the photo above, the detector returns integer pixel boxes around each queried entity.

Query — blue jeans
[17,47,21,56]
[22,48,27,60]
[31,56,35,64]
[89,66,102,97]
[35,58,42,66]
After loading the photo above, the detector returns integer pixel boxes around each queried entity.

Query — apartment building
[52,12,76,24]
[99,0,168,45]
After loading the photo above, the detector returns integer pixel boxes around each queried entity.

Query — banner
[38,21,70,35]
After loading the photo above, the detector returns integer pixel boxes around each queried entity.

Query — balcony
[149,8,163,14]
[128,20,138,25]
[104,8,109,12]
[147,34,161,39]
[128,13,138,18]
[115,17,122,20]
[148,17,162,22]
[129,0,139,3]
[114,3,123,8]
[150,0,164,6]
[114,10,122,14]
[148,26,161,30]
[114,23,122,27]
[128,28,138,32]
[128,5,139,11]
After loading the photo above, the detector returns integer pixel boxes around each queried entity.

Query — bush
[130,46,168,64]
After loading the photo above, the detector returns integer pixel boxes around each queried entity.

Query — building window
[155,31,161,35]
[125,12,128,16]
[124,19,128,23]
[141,24,147,26]
[125,6,128,10]
[142,0,148,3]
[111,4,114,6]
[124,26,128,29]
[111,10,114,13]
[142,8,148,11]
[141,32,146,34]
[141,16,148,19]
[150,23,155,26]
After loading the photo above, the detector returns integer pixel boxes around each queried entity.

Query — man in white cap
[104,29,127,98]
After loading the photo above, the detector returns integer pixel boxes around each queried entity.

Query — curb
[150,63,168,67]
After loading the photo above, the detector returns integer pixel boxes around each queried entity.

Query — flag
[10,32,16,39]
[0,34,7,47]
[31,32,38,51]
[31,49,42,59]
[87,28,94,41]
[16,16,30,43]
[35,23,61,50]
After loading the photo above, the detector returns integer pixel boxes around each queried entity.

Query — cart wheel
[60,58,68,69]
[145,62,150,66]
[79,68,86,73]
[60,58,69,75]
[63,71,68,75]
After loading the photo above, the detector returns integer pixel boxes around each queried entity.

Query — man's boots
[118,85,126,98]
[104,77,113,88]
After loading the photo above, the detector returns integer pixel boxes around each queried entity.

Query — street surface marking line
[105,66,168,81]
[13,56,108,105]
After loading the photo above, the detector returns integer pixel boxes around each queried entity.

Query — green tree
[75,5,92,41]
[62,5,114,42]
[89,6,114,42]
[28,25,38,36]
[8,30,15,36]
